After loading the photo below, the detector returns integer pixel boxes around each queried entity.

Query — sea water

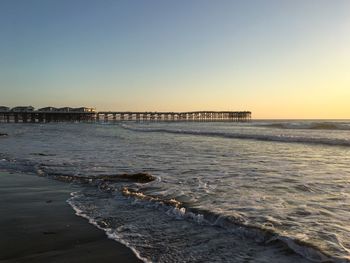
[0,120,349,262]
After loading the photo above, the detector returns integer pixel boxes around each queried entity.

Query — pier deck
[0,111,251,123]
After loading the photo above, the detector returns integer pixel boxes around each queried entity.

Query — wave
[120,187,348,263]
[1,156,348,262]
[258,122,350,131]
[121,125,350,147]
[67,192,151,263]
[68,181,348,263]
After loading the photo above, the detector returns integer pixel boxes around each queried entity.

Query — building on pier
[0,106,9,112]
[11,106,34,112]
[38,107,57,112]
[72,107,96,112]
[57,107,73,112]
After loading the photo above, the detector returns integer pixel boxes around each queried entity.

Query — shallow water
[0,121,349,262]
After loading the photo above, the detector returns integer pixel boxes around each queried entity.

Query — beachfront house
[72,107,96,113]
[57,107,73,112]
[0,106,10,112]
[38,107,57,112]
[11,106,35,112]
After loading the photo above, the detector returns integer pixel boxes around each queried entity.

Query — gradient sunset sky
[1,0,349,119]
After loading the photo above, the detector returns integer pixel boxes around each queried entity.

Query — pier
[97,111,251,122]
[0,106,251,123]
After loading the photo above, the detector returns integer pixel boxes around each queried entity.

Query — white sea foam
[67,192,152,263]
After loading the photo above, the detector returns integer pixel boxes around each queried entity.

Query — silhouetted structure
[57,107,73,112]
[0,106,9,112]
[72,107,95,112]
[0,106,251,123]
[11,106,34,112]
[38,107,57,112]
[0,106,95,123]
[97,111,251,122]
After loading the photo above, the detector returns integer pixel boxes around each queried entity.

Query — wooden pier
[97,111,251,122]
[0,107,251,123]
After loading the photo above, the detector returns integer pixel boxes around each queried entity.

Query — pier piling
[0,108,251,123]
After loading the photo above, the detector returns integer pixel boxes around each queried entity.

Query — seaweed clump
[117,172,156,183]
[47,172,156,184]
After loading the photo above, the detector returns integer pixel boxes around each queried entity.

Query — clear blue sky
[1,0,349,118]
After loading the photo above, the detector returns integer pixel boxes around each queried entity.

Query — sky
[0,0,349,119]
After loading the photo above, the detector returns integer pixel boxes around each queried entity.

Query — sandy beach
[0,171,142,263]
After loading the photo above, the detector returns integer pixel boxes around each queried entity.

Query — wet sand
[0,171,142,263]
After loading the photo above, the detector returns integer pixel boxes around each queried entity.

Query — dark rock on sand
[115,172,156,183]
[0,133,8,137]
[50,172,156,184]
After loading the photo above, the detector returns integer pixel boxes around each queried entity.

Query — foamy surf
[1,122,349,262]
[66,189,314,263]
[121,124,350,147]
[67,192,152,263]
[118,187,345,263]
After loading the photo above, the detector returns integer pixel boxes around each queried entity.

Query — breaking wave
[118,187,346,263]
[1,155,348,263]
[67,192,151,263]
[67,184,349,263]
[121,125,350,147]
[257,122,350,131]
[56,167,348,263]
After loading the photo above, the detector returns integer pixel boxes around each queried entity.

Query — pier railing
[0,111,251,123]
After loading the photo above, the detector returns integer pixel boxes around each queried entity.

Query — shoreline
[0,171,142,263]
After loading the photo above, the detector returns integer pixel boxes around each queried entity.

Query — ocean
[0,120,349,262]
